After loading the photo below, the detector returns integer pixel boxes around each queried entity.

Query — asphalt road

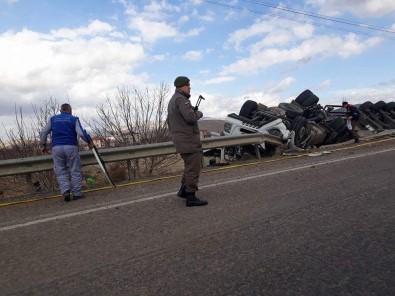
[1,139,394,296]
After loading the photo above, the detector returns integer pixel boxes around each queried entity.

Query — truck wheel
[373,101,387,111]
[239,100,258,118]
[295,90,319,108]
[360,101,374,112]
[327,117,345,131]
[327,117,349,143]
[295,90,313,105]
[302,94,319,108]
[291,116,308,146]
[385,102,395,112]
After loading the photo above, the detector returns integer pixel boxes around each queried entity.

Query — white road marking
[1,147,394,232]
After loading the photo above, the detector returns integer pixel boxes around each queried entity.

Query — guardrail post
[127,160,133,181]
[275,145,284,156]
[254,144,261,159]
[220,148,226,163]
[25,173,35,194]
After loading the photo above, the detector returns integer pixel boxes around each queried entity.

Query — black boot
[186,192,208,207]
[177,184,187,199]
[63,190,71,202]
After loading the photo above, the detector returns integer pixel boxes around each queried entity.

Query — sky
[1,0,395,138]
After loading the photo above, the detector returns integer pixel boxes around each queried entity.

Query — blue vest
[50,113,78,147]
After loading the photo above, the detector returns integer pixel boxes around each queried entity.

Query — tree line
[0,83,180,198]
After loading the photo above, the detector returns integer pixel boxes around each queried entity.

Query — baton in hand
[194,95,205,110]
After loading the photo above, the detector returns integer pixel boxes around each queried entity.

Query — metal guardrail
[0,134,283,177]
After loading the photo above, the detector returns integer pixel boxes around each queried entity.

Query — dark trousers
[180,152,202,193]
[351,120,359,140]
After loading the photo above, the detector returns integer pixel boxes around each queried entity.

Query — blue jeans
[52,145,83,196]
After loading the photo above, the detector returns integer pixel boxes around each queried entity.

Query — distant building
[90,136,106,148]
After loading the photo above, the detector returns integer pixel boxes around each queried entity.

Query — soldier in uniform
[167,76,208,207]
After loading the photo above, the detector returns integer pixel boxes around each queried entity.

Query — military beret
[174,76,190,87]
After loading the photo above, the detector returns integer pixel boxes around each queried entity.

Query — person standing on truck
[40,103,93,201]
[342,101,360,143]
[167,76,208,207]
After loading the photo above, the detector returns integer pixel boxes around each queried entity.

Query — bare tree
[89,82,178,178]
[0,97,60,198]
[32,95,60,138]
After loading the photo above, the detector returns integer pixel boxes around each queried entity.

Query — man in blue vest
[40,103,93,201]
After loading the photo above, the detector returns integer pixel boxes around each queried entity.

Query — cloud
[179,15,189,23]
[199,10,215,22]
[182,50,203,61]
[49,20,115,39]
[203,76,235,85]
[0,0,18,3]
[227,21,272,51]
[267,77,296,94]
[316,80,332,91]
[306,0,395,17]
[227,18,315,51]
[121,0,203,43]
[128,17,179,43]
[324,87,395,106]
[0,20,147,116]
[221,33,382,75]
[152,54,168,61]
[377,78,395,86]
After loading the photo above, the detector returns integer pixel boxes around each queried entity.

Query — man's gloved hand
[193,106,198,111]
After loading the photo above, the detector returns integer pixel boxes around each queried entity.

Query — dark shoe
[73,194,85,200]
[63,190,71,202]
[186,192,208,207]
[354,139,360,143]
[177,184,187,199]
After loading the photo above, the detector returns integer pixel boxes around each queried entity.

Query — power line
[240,0,395,34]
[202,0,395,41]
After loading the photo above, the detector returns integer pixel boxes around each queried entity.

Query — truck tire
[385,102,395,112]
[295,90,313,105]
[360,101,374,112]
[278,103,303,119]
[302,94,319,108]
[327,117,349,143]
[239,100,258,118]
[336,130,352,143]
[295,90,319,108]
[290,116,308,146]
[290,100,302,107]
[327,117,345,131]
[373,101,387,111]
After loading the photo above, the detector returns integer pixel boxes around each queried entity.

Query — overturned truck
[217,89,394,160]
